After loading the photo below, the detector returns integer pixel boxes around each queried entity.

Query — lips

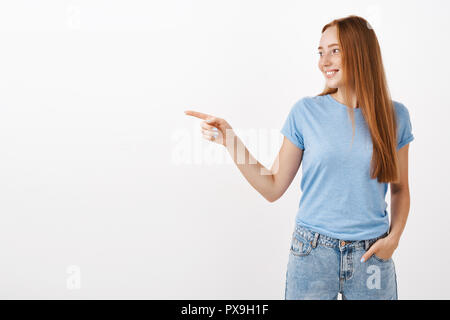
[325,69,339,78]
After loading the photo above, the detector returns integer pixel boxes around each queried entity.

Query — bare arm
[225,132,303,202]
[388,143,412,246]
[267,136,304,202]
[184,110,303,202]
[224,131,275,201]
[356,143,412,262]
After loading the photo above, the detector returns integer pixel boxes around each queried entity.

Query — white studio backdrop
[0,0,448,299]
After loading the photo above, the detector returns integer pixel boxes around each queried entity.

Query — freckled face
[318,25,343,89]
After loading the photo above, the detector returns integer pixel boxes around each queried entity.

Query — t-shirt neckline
[326,94,361,111]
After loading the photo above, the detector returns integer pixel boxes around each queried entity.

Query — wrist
[224,128,236,148]
[386,233,400,248]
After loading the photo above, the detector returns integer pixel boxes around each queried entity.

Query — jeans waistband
[293,224,389,250]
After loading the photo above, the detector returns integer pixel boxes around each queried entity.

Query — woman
[184,15,414,300]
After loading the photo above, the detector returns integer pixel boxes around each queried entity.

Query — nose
[322,52,332,66]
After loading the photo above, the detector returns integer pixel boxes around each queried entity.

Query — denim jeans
[284,224,398,300]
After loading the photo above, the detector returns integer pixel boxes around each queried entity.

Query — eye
[317,51,323,57]
[332,48,340,54]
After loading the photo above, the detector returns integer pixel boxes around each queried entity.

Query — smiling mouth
[325,69,339,78]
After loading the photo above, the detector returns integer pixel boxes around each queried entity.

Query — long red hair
[318,15,400,183]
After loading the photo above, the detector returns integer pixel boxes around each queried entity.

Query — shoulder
[291,95,323,111]
[391,99,414,149]
[392,100,410,115]
[391,100,412,122]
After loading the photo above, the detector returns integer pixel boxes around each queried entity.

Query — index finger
[361,244,377,263]
[184,110,212,120]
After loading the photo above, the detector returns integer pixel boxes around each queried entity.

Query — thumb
[361,245,376,263]
[205,117,217,124]
[205,117,222,129]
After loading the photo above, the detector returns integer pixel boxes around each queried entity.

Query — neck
[332,89,358,108]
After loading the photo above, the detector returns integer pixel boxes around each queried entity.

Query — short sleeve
[280,99,305,150]
[395,102,415,150]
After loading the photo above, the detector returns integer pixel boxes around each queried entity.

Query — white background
[0,0,448,299]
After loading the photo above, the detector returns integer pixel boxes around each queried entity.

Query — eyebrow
[317,43,339,50]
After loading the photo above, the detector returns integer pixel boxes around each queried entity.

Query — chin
[326,82,339,89]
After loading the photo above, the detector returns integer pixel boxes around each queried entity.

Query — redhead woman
[185,15,414,300]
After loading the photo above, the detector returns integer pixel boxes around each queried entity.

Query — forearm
[225,130,276,202]
[388,189,411,246]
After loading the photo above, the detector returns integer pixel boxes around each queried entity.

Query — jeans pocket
[372,253,391,263]
[290,232,313,257]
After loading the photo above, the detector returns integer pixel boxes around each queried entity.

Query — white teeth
[326,71,337,75]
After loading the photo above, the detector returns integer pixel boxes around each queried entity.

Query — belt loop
[311,232,319,248]
[364,240,369,251]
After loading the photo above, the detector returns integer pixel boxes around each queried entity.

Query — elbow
[264,182,283,203]
[263,175,283,202]
[265,196,275,203]
[391,186,410,195]
[265,193,280,203]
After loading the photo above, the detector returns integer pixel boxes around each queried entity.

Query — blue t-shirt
[280,93,414,240]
